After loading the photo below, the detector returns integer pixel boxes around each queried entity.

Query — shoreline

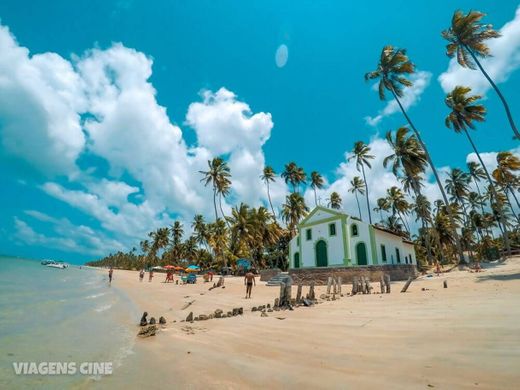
[105,260,520,389]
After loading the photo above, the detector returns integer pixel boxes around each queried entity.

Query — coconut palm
[192,214,208,248]
[349,176,365,220]
[183,236,198,263]
[261,166,277,218]
[139,239,151,267]
[228,203,254,257]
[493,151,520,210]
[365,45,465,262]
[442,10,519,140]
[207,219,229,267]
[445,86,511,255]
[200,157,231,221]
[467,161,487,209]
[148,227,170,264]
[281,162,306,193]
[328,192,342,210]
[445,168,471,231]
[350,141,374,224]
[412,194,435,265]
[310,171,325,206]
[385,186,411,233]
[384,127,427,178]
[374,197,391,222]
[281,192,309,236]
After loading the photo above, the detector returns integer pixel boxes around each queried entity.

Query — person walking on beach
[139,269,145,282]
[149,270,154,282]
[108,267,113,284]
[244,271,255,299]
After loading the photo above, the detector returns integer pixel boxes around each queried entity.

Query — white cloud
[0,21,282,255]
[365,71,432,126]
[14,214,125,257]
[438,6,520,94]
[0,25,86,175]
[186,88,275,207]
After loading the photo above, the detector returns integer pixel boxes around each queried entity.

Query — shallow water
[0,257,139,389]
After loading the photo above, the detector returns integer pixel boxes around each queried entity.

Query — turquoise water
[0,257,139,389]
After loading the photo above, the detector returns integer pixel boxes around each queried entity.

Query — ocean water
[0,257,139,389]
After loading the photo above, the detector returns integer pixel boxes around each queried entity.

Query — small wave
[94,304,113,313]
[85,292,107,300]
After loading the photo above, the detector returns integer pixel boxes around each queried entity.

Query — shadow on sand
[476,273,520,282]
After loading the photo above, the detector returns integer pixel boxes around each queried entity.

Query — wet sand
[107,259,520,389]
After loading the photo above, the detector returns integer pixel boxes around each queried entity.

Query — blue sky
[1,0,519,263]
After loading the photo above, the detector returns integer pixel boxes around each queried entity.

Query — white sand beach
[102,259,520,389]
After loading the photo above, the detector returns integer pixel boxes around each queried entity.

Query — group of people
[109,267,257,298]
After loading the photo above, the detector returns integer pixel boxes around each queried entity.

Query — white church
[289,206,416,269]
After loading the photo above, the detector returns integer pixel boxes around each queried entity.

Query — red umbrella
[164,265,176,270]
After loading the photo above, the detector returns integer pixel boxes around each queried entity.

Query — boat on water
[41,260,68,269]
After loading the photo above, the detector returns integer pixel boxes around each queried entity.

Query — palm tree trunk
[422,219,434,265]
[465,45,520,140]
[463,128,511,257]
[313,187,318,207]
[472,177,487,215]
[218,194,231,228]
[266,182,277,220]
[507,184,520,210]
[389,87,466,263]
[361,164,373,224]
[213,186,219,221]
[398,212,410,235]
[354,192,362,220]
[503,188,520,224]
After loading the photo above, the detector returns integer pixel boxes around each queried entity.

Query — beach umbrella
[185,265,200,272]
[174,266,184,271]
[164,265,176,270]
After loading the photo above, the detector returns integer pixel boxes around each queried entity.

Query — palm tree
[467,161,487,209]
[493,151,520,210]
[139,239,151,268]
[260,166,277,218]
[183,236,198,263]
[310,171,325,206]
[282,162,306,193]
[365,45,465,262]
[328,192,342,210]
[208,219,229,267]
[200,157,231,221]
[148,227,170,264]
[442,10,519,140]
[294,166,307,193]
[374,197,390,222]
[228,203,254,257]
[350,141,374,224]
[170,221,184,247]
[281,192,309,236]
[445,85,511,255]
[349,176,365,220]
[412,194,435,264]
[168,221,184,263]
[384,127,427,179]
[445,168,471,230]
[385,186,411,234]
[192,214,208,248]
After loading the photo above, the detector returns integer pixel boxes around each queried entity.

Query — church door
[316,240,328,267]
[356,242,368,265]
